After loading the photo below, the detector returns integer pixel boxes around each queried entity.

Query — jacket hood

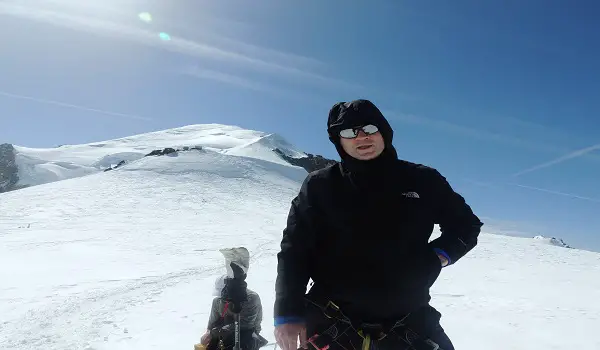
[213,274,228,297]
[219,247,250,278]
[326,99,397,173]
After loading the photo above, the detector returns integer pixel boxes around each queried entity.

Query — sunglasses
[338,124,379,139]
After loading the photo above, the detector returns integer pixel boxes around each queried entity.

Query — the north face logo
[402,191,420,199]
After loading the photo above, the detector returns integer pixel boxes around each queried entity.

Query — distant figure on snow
[199,247,268,350]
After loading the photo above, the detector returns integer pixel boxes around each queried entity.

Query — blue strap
[433,248,452,266]
[274,316,304,326]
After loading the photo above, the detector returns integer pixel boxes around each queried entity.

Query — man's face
[339,126,385,161]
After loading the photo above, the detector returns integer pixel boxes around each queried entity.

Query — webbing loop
[361,333,371,350]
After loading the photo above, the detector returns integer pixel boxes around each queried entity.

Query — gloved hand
[200,331,211,345]
[221,262,248,313]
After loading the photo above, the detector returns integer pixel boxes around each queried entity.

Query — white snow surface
[2,125,600,350]
[12,124,308,188]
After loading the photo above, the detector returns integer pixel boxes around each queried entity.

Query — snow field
[2,124,599,350]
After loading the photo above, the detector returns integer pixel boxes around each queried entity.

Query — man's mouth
[356,144,373,151]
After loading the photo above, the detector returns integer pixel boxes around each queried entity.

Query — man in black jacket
[274,99,483,350]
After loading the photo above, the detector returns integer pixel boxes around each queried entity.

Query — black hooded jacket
[275,99,483,322]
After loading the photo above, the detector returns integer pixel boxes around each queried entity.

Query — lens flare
[138,13,170,41]
[138,12,152,23]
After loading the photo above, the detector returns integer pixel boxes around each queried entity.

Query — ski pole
[233,311,241,350]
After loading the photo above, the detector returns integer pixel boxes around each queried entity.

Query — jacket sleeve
[206,297,221,330]
[274,174,319,322]
[427,169,483,264]
[237,292,263,332]
[255,293,263,333]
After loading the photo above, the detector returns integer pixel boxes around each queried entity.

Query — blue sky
[1,0,599,250]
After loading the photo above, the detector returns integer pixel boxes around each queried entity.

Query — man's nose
[355,130,370,138]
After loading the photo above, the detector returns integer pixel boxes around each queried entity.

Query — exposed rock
[104,160,126,172]
[273,148,337,173]
[146,149,165,157]
[533,235,573,249]
[0,143,19,193]
[145,146,203,158]
[145,147,177,157]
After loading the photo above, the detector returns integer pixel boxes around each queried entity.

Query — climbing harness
[305,298,442,350]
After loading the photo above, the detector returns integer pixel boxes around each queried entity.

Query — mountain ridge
[0,124,337,193]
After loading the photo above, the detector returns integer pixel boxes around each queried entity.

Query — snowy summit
[0,124,324,192]
[1,124,599,350]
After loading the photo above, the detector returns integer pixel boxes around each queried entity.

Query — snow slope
[2,126,600,350]
[224,133,306,167]
[1,146,305,350]
[12,124,308,188]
